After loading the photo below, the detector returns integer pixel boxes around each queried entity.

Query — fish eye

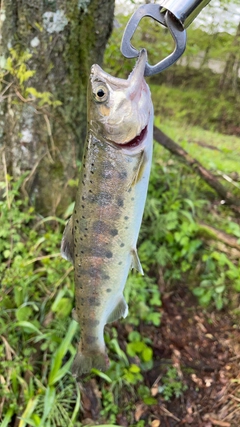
[93,84,108,103]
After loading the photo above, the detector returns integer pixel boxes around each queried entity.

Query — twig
[216,170,240,189]
[44,113,56,155]
[159,406,180,422]
[54,266,74,289]
[24,253,60,266]
[21,151,52,198]
[0,80,13,98]
[2,151,10,209]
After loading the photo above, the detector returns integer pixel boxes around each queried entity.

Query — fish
[61,49,153,377]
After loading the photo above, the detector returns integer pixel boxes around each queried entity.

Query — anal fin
[61,216,74,263]
[131,248,144,275]
[107,297,128,323]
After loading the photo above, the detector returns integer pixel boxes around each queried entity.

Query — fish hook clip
[120,4,187,77]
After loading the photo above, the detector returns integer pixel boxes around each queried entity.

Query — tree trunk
[1,0,115,215]
[219,20,240,93]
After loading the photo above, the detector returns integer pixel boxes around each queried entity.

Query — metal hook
[120,4,187,77]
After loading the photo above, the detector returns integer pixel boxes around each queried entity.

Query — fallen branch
[153,126,240,213]
[198,222,240,251]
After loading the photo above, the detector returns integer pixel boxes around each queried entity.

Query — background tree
[0,0,115,215]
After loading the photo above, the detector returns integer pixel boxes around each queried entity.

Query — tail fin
[71,349,109,377]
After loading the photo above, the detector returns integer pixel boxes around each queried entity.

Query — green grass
[155,116,240,175]
[1,104,240,426]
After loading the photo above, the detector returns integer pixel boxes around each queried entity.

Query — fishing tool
[121,0,211,77]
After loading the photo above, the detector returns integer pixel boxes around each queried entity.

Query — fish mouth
[112,125,148,152]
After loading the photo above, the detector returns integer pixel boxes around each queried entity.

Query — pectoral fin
[131,248,144,275]
[107,297,128,323]
[61,216,74,263]
[129,150,146,188]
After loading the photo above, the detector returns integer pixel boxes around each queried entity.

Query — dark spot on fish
[74,243,76,247]
[105,250,113,259]
[102,273,110,280]
[76,219,79,223]
[82,180,84,184]
[106,288,112,293]
[131,197,135,201]
[117,198,124,207]
[74,226,77,230]
[110,228,118,236]
[125,227,128,230]
[93,220,108,234]
[80,237,83,241]
[82,196,85,200]
[91,163,94,166]
[92,246,102,257]
[88,266,102,278]
[118,261,122,265]
[127,188,132,193]
[74,210,77,214]
[91,171,94,174]
[118,170,127,180]
[90,180,93,184]
[85,335,97,345]
[81,250,84,253]
[97,191,112,207]
[101,162,113,179]
[88,296,100,306]
[84,174,86,178]
[124,216,129,220]
[120,243,125,247]
[79,297,85,306]
[88,319,100,327]
[85,227,88,231]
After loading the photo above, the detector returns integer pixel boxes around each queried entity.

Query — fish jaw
[88,49,152,148]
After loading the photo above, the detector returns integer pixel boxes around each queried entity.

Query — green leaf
[1,408,14,427]
[19,397,39,427]
[16,321,43,335]
[48,320,78,385]
[129,364,141,373]
[142,347,153,362]
[91,368,112,383]
[192,287,205,297]
[16,306,32,321]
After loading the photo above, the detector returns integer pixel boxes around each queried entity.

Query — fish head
[88,49,153,153]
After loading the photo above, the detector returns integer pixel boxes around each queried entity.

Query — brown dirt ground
[80,286,240,427]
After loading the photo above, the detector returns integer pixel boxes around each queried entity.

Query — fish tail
[71,348,109,377]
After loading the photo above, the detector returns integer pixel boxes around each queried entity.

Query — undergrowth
[1,134,240,425]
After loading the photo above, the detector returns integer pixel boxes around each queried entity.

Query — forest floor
[80,285,240,427]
